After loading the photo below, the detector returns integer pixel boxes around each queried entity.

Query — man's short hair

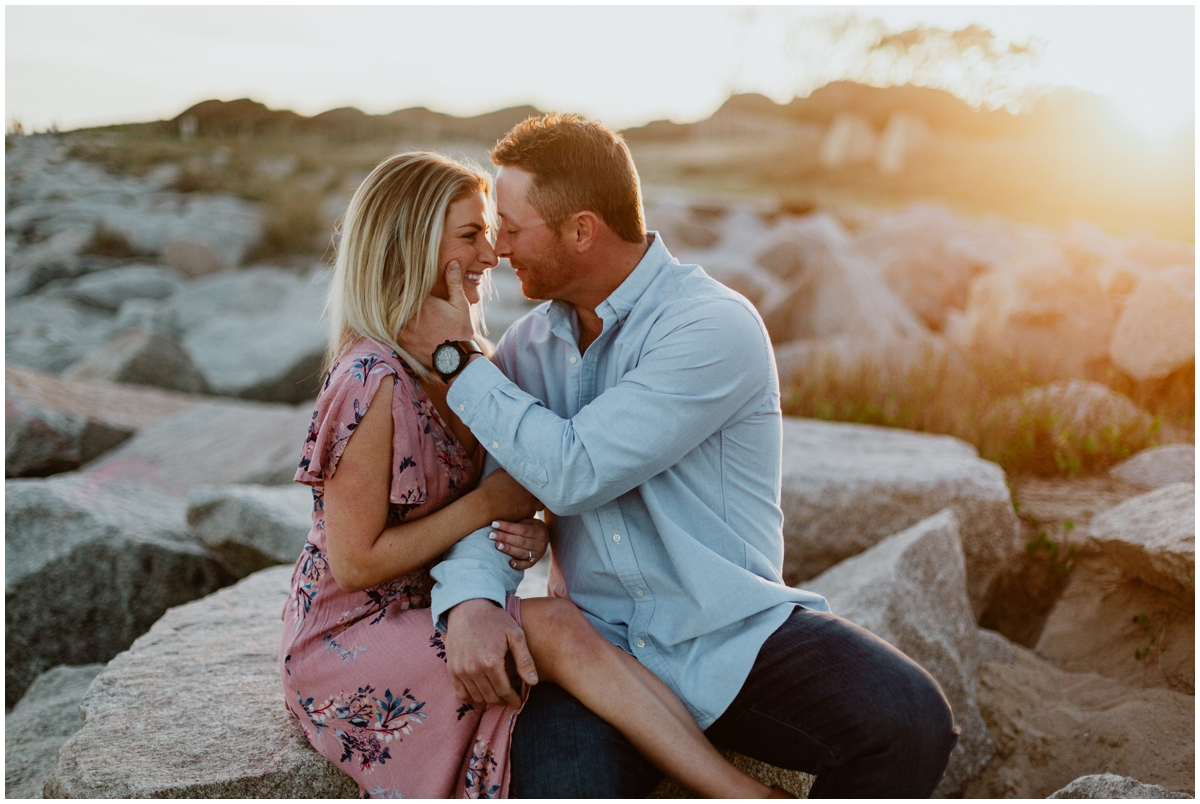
[491,113,646,244]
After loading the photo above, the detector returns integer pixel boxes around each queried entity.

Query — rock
[819,113,877,169]
[701,257,787,309]
[5,227,91,292]
[5,364,201,434]
[1048,773,1191,799]
[5,663,105,798]
[64,329,210,395]
[805,510,993,796]
[875,112,929,175]
[1035,555,1193,694]
[162,238,230,277]
[172,268,329,402]
[112,296,183,338]
[1121,234,1195,271]
[44,567,358,798]
[1110,445,1195,489]
[82,398,313,496]
[5,385,133,477]
[5,295,117,374]
[965,645,1194,798]
[853,205,1016,330]
[779,417,1020,616]
[1109,265,1194,381]
[980,380,1160,476]
[755,213,925,343]
[977,628,1015,665]
[1088,484,1194,599]
[5,476,234,707]
[187,484,314,577]
[649,750,813,798]
[54,264,182,311]
[946,249,1115,381]
[644,203,724,250]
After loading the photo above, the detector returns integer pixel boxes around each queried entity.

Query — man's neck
[571,235,652,354]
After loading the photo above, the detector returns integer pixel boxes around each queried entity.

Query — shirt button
[636,638,646,648]
[492,441,499,449]
[635,588,644,596]
[569,356,577,365]
[612,534,621,543]
[457,404,464,413]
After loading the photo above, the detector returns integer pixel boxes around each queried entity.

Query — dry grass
[780,344,1190,477]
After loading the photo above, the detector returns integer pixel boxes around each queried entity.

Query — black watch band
[432,340,482,382]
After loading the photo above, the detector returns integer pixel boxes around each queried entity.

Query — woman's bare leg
[520,597,786,799]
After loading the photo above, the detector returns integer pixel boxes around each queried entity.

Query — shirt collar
[547,231,674,335]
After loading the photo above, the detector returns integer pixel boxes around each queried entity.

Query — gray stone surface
[64,328,210,394]
[44,567,358,798]
[171,268,329,402]
[53,264,182,311]
[755,213,925,343]
[1088,484,1195,599]
[187,483,314,577]
[1047,773,1190,799]
[5,663,105,799]
[780,417,1020,615]
[5,385,133,477]
[1110,445,1195,490]
[82,398,313,496]
[806,510,993,796]
[976,628,1015,665]
[5,476,234,707]
[5,295,117,374]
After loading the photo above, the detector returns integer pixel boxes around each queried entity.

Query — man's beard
[517,233,574,301]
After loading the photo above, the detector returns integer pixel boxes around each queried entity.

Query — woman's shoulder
[321,338,418,398]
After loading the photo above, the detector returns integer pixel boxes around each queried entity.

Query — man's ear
[566,211,601,252]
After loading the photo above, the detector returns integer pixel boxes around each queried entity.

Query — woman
[279,151,786,798]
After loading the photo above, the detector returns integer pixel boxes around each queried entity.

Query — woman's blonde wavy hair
[325,151,492,381]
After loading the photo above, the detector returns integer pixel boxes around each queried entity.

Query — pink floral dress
[280,338,524,799]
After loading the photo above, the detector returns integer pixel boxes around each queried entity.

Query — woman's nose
[479,239,499,268]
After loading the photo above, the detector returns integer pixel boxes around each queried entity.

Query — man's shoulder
[647,258,770,339]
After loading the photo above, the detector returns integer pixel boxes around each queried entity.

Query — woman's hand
[476,468,540,523]
[489,518,550,570]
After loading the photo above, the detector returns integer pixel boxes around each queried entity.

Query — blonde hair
[325,151,491,381]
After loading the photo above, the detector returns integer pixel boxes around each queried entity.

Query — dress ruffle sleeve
[294,347,428,510]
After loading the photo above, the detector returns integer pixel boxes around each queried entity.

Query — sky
[5,5,1195,141]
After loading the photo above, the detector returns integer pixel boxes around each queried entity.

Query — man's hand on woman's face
[397,260,476,370]
[445,598,538,707]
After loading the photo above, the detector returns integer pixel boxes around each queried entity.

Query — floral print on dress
[281,338,523,799]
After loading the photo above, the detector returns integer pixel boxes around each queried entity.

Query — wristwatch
[432,340,482,382]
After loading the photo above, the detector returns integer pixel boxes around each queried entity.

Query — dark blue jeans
[510,606,958,798]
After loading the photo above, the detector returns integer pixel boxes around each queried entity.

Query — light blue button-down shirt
[431,233,828,729]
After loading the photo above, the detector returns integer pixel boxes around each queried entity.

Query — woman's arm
[323,374,539,593]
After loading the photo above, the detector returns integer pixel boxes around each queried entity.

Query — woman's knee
[521,598,605,674]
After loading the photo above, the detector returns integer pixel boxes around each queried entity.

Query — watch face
[433,344,460,375]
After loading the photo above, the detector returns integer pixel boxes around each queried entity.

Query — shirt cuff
[429,558,512,633]
[447,356,508,419]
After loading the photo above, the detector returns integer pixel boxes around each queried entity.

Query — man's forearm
[430,520,523,631]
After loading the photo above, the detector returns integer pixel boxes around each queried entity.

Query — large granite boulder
[5,385,132,477]
[1089,484,1194,599]
[82,398,312,496]
[44,263,182,311]
[170,267,329,403]
[5,476,234,707]
[1109,265,1194,381]
[187,483,314,577]
[5,663,105,798]
[5,295,117,374]
[755,214,924,343]
[63,328,210,394]
[1048,774,1191,799]
[805,510,993,796]
[44,567,357,798]
[779,417,1019,616]
[946,249,1115,382]
[1110,445,1195,489]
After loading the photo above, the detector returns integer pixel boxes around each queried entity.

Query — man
[408,114,957,797]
